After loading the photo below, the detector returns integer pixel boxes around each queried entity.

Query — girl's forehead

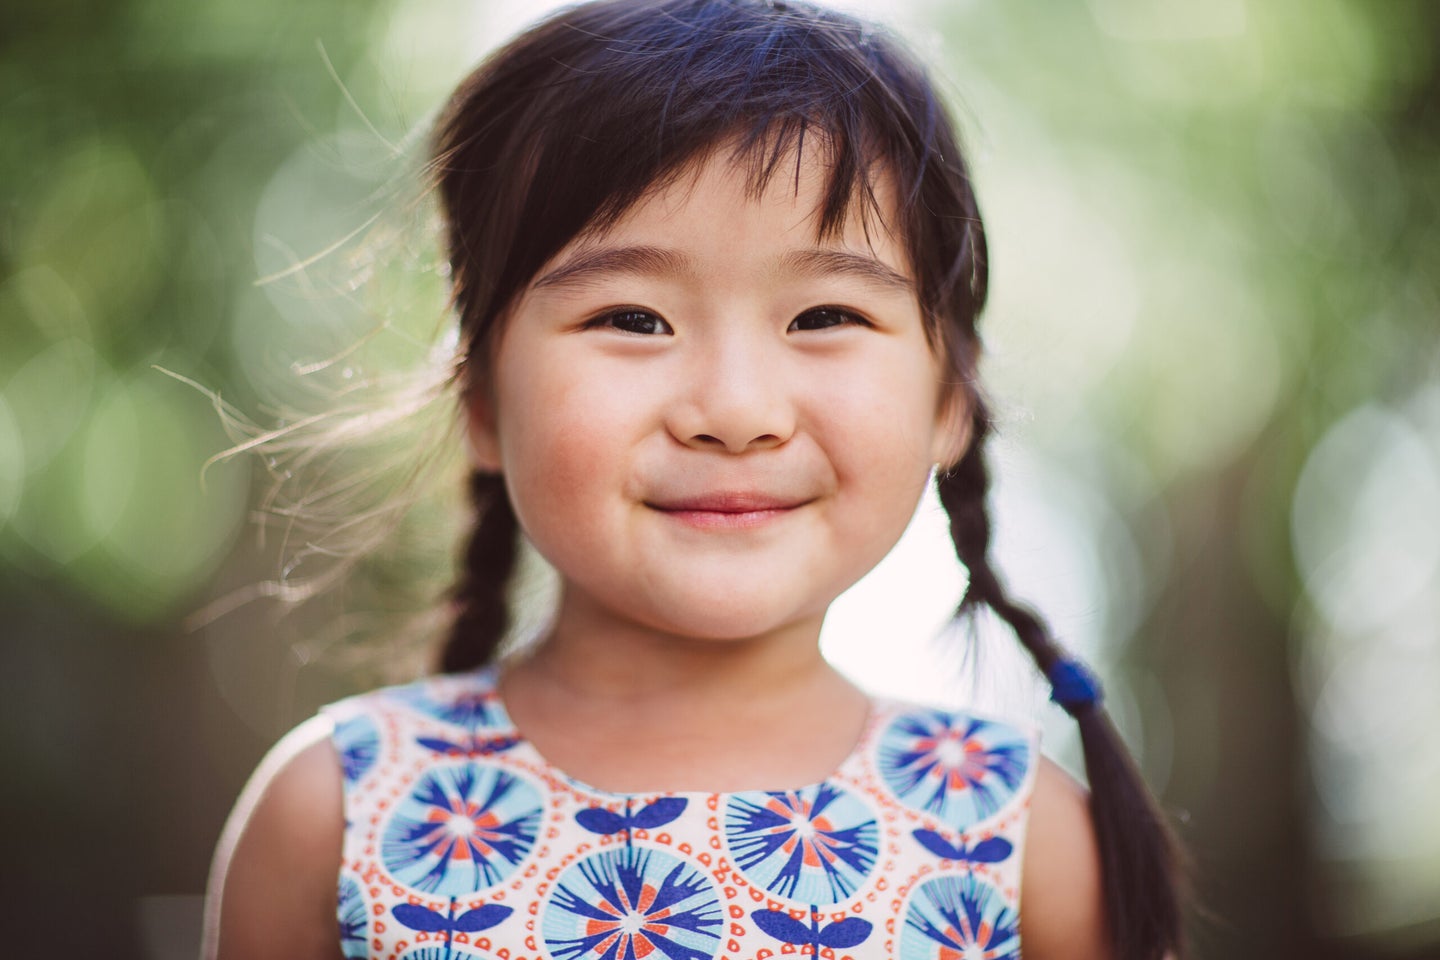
[566,145,907,269]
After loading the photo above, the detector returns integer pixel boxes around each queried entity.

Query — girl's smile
[644,490,816,530]
[467,144,965,647]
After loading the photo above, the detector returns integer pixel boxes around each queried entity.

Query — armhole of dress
[1008,719,1044,936]
[317,699,368,959]
[316,700,357,822]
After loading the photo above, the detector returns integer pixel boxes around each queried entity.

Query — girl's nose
[668,335,796,454]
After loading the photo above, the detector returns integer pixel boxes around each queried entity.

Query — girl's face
[469,147,967,646]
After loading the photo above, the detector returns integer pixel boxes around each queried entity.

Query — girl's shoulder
[1020,753,1109,959]
[203,716,345,960]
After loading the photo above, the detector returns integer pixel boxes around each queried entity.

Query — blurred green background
[2,0,1438,956]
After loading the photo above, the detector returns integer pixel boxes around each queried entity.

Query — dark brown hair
[429,1,1184,956]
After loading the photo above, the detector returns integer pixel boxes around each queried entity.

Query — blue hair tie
[1047,656,1103,715]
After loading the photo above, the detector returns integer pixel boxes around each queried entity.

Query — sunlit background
[3,0,1438,955]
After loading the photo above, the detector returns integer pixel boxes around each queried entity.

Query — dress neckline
[469,664,882,798]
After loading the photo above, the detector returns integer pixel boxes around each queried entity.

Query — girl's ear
[930,385,973,471]
[465,391,503,473]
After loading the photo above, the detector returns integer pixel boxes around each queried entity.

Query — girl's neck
[495,591,869,793]
[517,582,842,704]
[523,620,833,703]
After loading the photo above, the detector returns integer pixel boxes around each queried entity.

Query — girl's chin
[554,587,832,647]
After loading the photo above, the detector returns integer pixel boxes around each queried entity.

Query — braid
[439,470,519,673]
[937,402,1186,960]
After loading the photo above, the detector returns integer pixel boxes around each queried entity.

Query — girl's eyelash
[789,305,871,332]
[585,308,673,335]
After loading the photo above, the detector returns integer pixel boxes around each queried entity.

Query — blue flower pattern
[543,847,722,960]
[381,762,542,895]
[877,710,1031,832]
[398,948,490,960]
[396,684,507,730]
[900,873,1021,960]
[724,783,878,904]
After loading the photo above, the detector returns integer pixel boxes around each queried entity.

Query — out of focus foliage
[1,0,399,617]
[1,0,1437,956]
[928,1,1440,953]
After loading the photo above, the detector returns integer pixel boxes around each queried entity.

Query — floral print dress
[322,668,1039,960]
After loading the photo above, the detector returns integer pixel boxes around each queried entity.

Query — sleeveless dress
[321,668,1039,960]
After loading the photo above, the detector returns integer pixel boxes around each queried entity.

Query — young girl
[206,1,1185,958]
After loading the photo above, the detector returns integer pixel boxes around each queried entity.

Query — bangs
[577,121,895,249]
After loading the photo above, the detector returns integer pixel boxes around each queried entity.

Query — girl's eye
[590,308,673,335]
[789,306,867,332]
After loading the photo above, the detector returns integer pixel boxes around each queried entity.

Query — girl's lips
[650,492,803,511]
[646,492,812,529]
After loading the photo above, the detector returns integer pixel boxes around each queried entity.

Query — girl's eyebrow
[530,243,914,293]
[778,249,915,293]
[532,245,691,290]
